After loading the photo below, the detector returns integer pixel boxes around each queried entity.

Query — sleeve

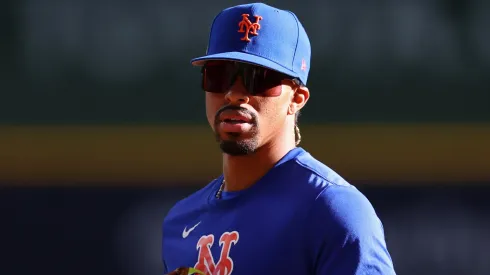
[305,185,396,275]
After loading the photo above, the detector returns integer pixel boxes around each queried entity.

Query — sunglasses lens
[202,62,289,96]
[202,63,231,93]
[243,66,284,96]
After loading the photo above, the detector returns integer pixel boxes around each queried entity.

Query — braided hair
[294,111,301,146]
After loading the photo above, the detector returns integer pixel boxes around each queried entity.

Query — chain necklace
[215,179,225,199]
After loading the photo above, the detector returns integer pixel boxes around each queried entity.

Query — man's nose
[224,77,250,104]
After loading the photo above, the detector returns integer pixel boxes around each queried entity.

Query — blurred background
[1,0,489,274]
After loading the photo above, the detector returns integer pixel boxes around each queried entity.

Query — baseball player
[162,3,396,275]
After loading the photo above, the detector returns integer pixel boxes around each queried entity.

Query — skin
[205,63,310,192]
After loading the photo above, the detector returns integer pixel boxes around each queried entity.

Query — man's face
[203,61,298,156]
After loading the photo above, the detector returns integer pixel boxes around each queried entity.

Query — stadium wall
[0,124,489,185]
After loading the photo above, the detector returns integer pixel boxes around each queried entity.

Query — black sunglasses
[201,61,301,96]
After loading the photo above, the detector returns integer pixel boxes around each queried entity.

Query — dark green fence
[1,0,488,124]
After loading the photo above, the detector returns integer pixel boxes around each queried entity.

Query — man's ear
[288,86,310,115]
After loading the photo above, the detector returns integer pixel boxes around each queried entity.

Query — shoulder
[293,151,395,273]
[291,149,381,236]
[309,184,380,237]
[294,149,351,187]
[305,185,396,273]
[283,148,352,198]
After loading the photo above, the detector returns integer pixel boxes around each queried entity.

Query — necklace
[215,179,225,199]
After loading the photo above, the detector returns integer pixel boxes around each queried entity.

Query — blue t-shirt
[162,147,396,274]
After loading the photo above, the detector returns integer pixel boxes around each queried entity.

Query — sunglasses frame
[201,61,302,95]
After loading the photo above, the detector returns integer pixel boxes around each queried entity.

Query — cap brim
[190,51,299,79]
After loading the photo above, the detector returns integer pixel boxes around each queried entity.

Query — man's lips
[217,110,254,133]
[219,111,252,124]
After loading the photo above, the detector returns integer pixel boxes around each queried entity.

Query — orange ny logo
[238,14,263,42]
[194,231,239,275]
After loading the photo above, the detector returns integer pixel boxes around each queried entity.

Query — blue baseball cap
[190,3,311,85]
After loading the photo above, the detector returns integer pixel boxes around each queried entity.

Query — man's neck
[222,140,296,192]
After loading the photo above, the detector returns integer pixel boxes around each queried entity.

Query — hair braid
[294,111,301,146]
[294,124,301,146]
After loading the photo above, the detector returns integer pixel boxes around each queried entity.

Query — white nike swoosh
[182,221,201,238]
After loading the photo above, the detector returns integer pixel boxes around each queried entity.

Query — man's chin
[218,139,258,156]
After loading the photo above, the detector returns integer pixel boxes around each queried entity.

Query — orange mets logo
[238,14,263,42]
[194,231,239,275]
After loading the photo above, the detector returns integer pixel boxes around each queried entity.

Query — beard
[216,133,259,156]
[213,106,259,156]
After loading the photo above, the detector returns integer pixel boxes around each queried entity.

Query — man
[162,3,396,275]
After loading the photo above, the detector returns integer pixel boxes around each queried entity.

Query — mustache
[214,105,257,124]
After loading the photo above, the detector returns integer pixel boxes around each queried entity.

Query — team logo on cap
[238,14,262,42]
